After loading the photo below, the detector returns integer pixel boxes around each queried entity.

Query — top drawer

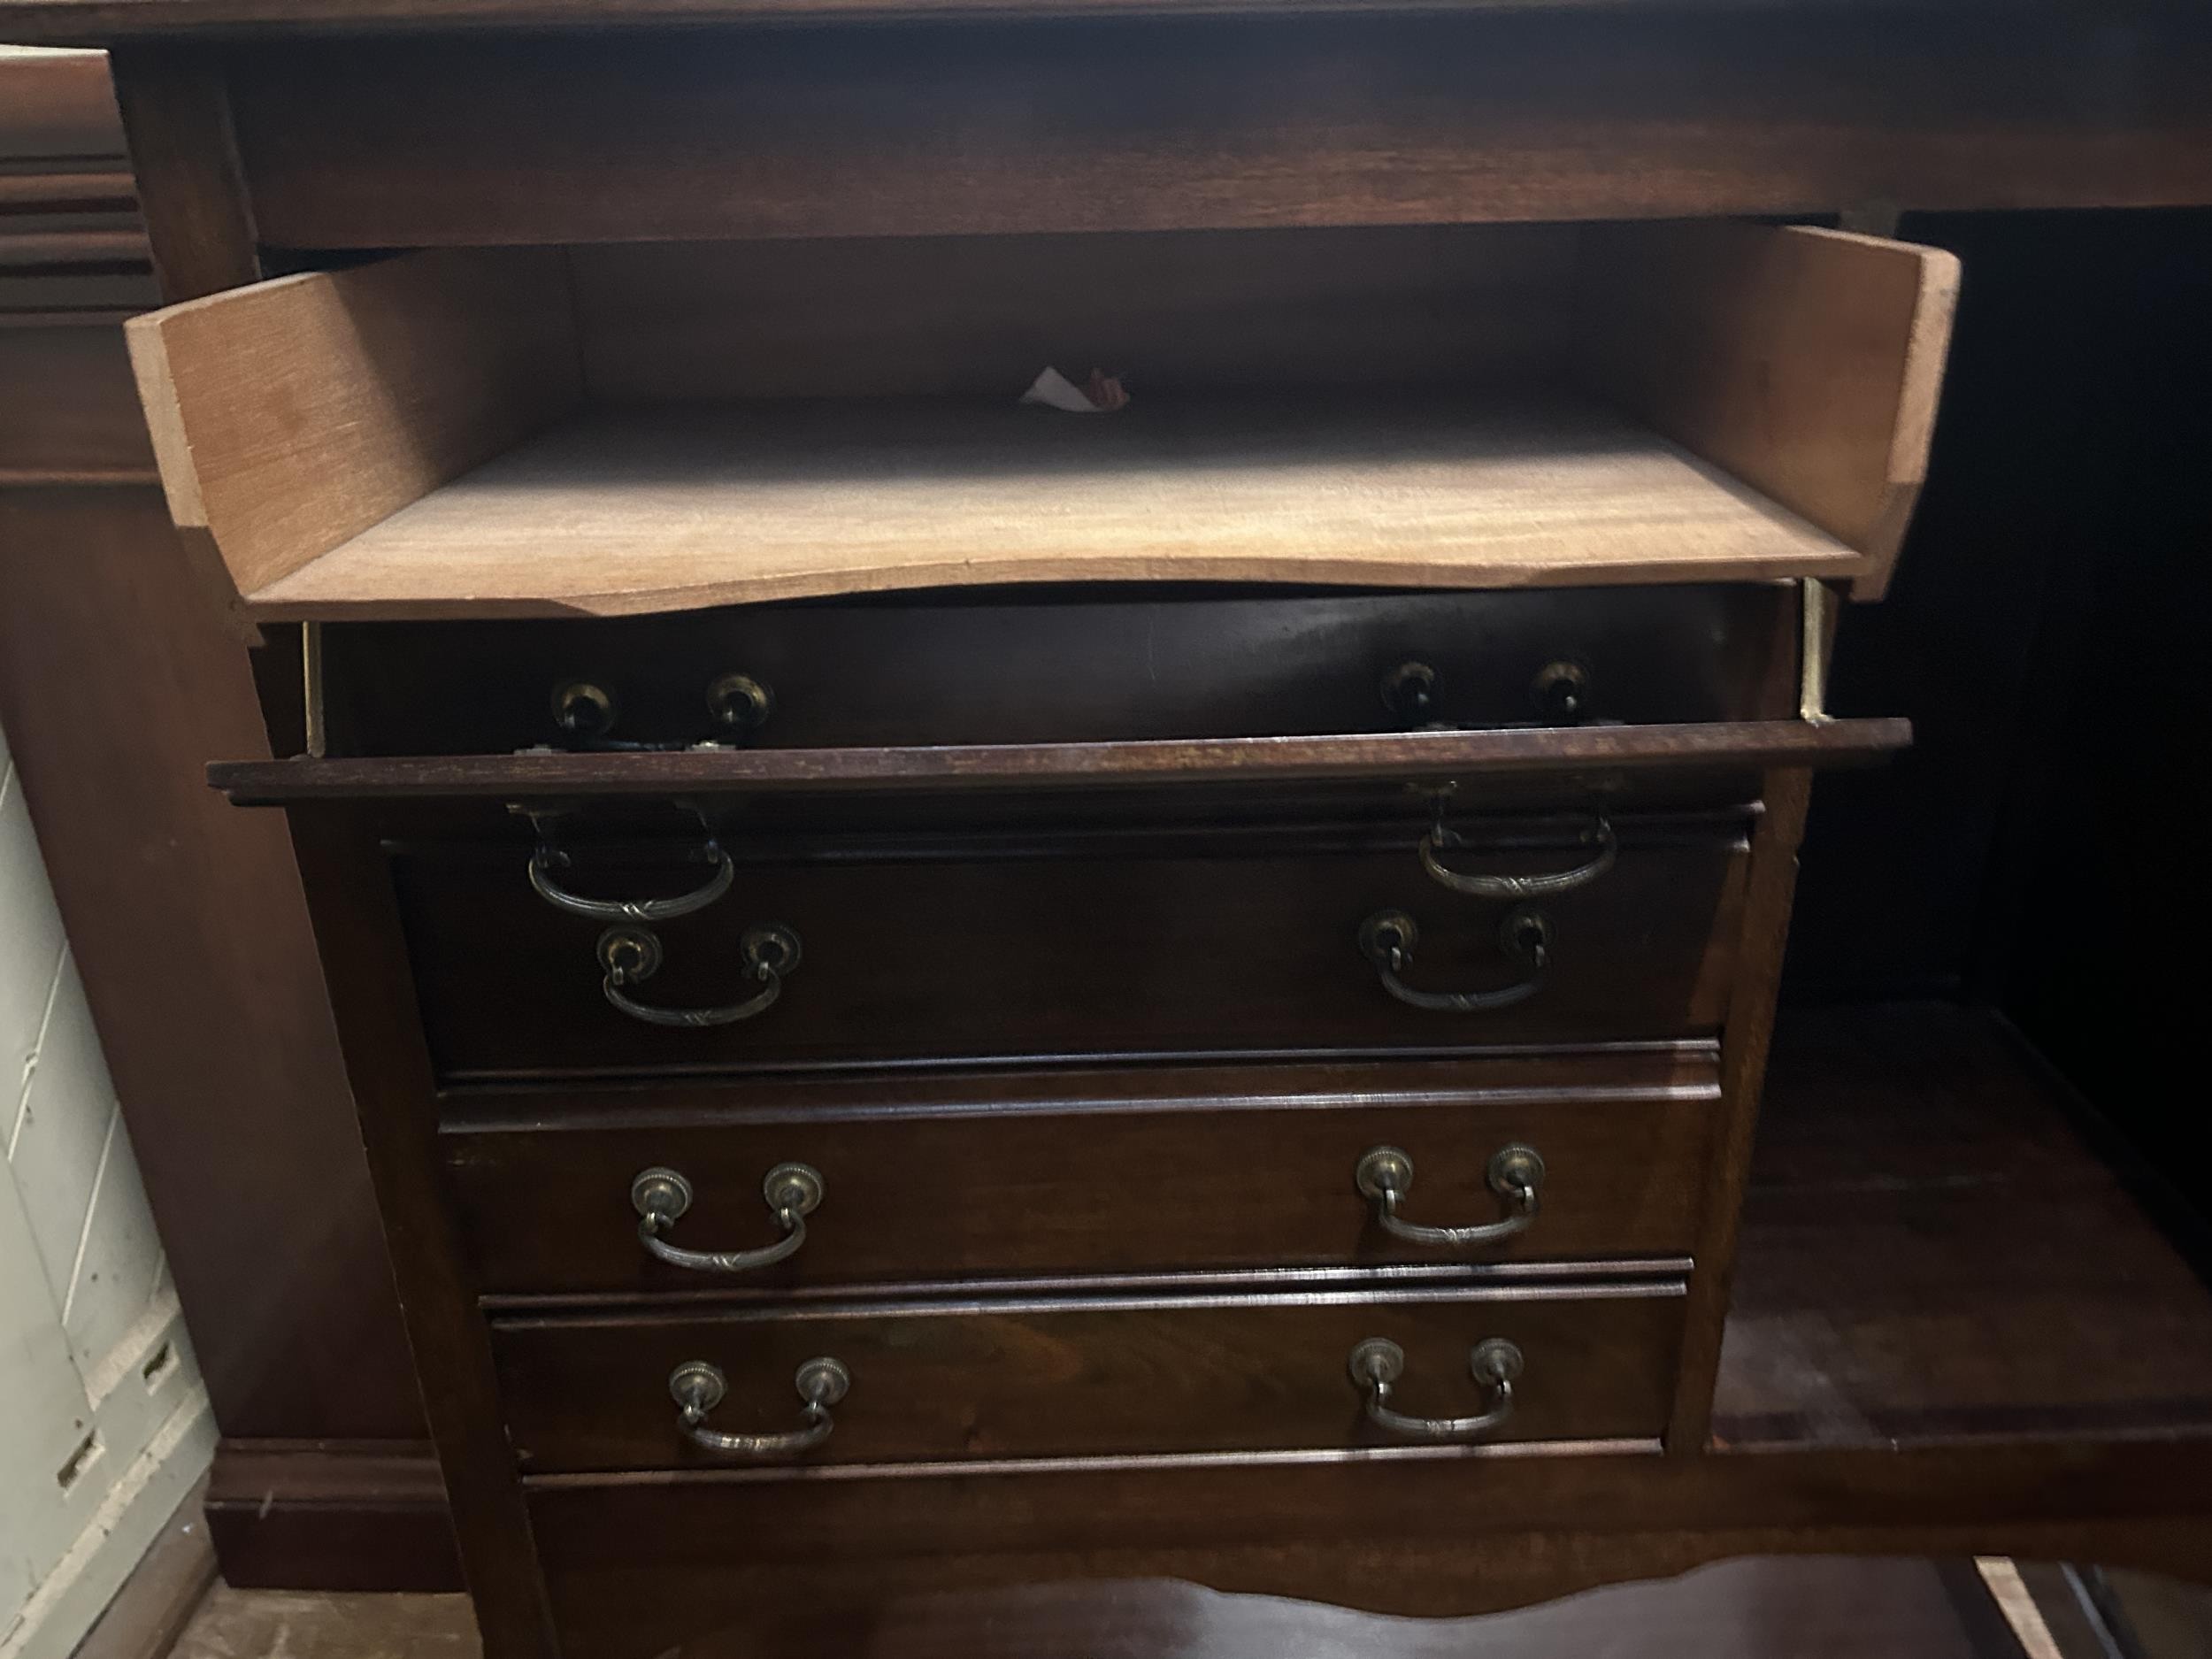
[321,584,1798,757]
[127,220,1956,626]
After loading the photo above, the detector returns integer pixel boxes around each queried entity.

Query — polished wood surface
[714,1559,2039,1659]
[212,719,1909,803]
[204,1442,461,1594]
[444,1051,1718,1293]
[0,320,155,483]
[528,1447,2212,1659]
[1664,765,1808,1450]
[62,0,2212,1631]
[283,807,559,1650]
[154,1556,2047,1659]
[163,18,2212,247]
[511,1000,2212,1659]
[396,824,1747,1078]
[7,0,2185,38]
[103,47,263,303]
[2,52,436,1598]
[1716,1002,2212,1446]
[0,48,125,153]
[493,1279,1684,1471]
[0,489,420,1444]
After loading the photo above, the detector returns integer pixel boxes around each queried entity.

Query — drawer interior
[127,219,1956,625]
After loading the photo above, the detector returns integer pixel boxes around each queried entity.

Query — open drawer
[127,220,1957,626]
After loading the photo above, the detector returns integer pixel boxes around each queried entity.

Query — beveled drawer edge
[211,718,1910,803]
[436,1041,1729,1094]
[488,1273,1689,1333]
[479,1256,1699,1316]
[519,1435,1667,1490]
[439,1053,1722,1133]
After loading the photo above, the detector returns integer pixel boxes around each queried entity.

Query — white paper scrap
[1020,366,1129,413]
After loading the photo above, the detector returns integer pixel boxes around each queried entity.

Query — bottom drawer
[495,1279,1684,1473]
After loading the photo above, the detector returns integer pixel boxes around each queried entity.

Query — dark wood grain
[204,1440,465,1592]
[1,45,441,1597]
[523,1440,2212,1659]
[0,323,157,482]
[442,1050,1718,1293]
[660,1557,2053,1659]
[506,995,2212,1657]
[283,806,559,1658]
[104,46,260,303]
[492,1279,1684,1472]
[6,0,2193,42]
[212,718,1909,803]
[173,16,2212,249]
[1665,766,1810,1449]
[0,489,422,1443]
[325,584,1800,757]
[1716,1002,2212,1447]
[0,49,126,157]
[396,823,1747,1079]
[567,226,1578,403]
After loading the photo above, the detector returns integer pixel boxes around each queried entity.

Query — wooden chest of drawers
[19,0,2212,1648]
[211,573,1900,1656]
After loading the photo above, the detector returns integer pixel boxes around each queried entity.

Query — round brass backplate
[795,1356,851,1407]
[762,1161,826,1217]
[1470,1338,1525,1386]
[1354,1146,1415,1202]
[1348,1337,1407,1387]
[631,1165,695,1222]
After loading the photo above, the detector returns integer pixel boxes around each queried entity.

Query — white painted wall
[0,708,215,1659]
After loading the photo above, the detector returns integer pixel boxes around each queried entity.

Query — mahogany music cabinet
[6,1,2212,1652]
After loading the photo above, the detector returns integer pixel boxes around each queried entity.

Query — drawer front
[326,584,1796,756]
[494,1281,1684,1472]
[399,824,1747,1079]
[446,1053,1717,1294]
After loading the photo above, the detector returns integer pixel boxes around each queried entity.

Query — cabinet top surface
[0,0,2142,46]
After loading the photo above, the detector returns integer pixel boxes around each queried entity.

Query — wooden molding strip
[209,718,1912,803]
[204,1440,464,1592]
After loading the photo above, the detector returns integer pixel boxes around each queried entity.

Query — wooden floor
[160,1559,2060,1659]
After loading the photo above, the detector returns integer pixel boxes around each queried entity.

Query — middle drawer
[445,1050,1717,1295]
[399,816,1748,1080]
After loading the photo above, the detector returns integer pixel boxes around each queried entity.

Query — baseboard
[204,1440,463,1592]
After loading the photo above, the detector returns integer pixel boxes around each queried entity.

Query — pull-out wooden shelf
[127,221,1957,625]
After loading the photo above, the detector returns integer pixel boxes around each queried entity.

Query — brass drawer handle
[597,923,800,1028]
[529,840,735,923]
[1421,813,1617,901]
[1358,907,1550,1012]
[1348,1337,1523,1443]
[1356,1143,1543,1248]
[632,1164,823,1274]
[670,1358,849,1458]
